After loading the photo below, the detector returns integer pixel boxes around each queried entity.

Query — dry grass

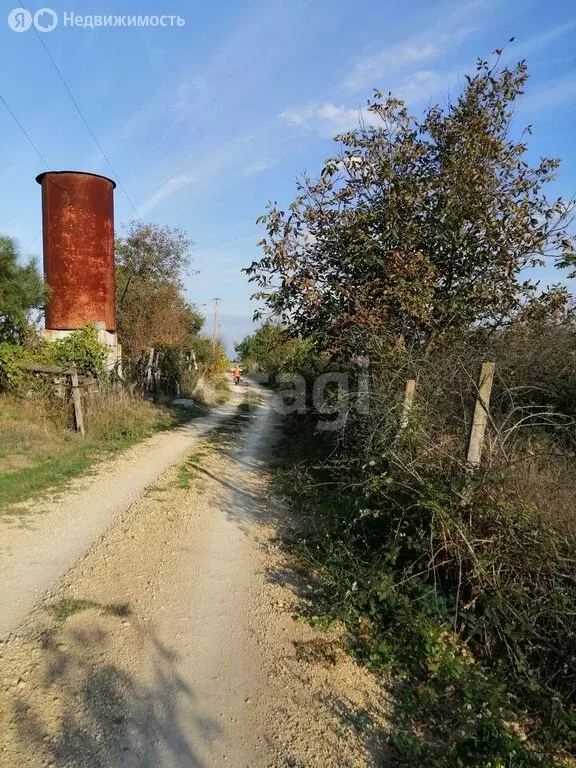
[503,450,576,534]
[0,392,187,511]
[188,374,231,406]
[0,395,74,474]
[83,393,172,439]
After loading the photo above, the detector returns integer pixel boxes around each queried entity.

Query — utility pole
[211,297,222,352]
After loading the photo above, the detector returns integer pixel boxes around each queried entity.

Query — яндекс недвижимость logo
[7,8,185,30]
[8,7,58,32]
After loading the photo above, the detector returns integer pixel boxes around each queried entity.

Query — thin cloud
[519,76,576,114]
[284,10,576,141]
[343,43,440,91]
[172,77,209,125]
[241,158,277,177]
[279,72,460,137]
[396,68,462,103]
[137,134,255,217]
[280,103,381,136]
[138,174,190,217]
[86,0,310,171]
[137,124,282,217]
[506,19,576,60]
[341,0,501,92]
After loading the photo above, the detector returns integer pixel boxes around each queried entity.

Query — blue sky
[1,0,575,353]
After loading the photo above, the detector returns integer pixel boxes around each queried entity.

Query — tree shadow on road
[5,610,220,767]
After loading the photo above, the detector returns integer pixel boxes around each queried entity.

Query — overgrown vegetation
[115,221,204,358]
[114,221,229,393]
[0,324,107,395]
[271,349,576,765]
[235,323,312,378]
[241,50,576,766]
[0,391,193,510]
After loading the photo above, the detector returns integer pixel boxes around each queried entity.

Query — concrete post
[399,378,417,430]
[466,361,495,470]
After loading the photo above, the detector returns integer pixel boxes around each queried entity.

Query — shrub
[0,325,107,395]
[52,325,107,378]
[0,340,53,394]
[271,330,576,764]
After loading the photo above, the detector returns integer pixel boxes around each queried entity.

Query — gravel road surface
[0,384,390,766]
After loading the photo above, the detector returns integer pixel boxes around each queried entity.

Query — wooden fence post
[69,369,85,437]
[466,361,495,470]
[17,362,85,437]
[399,378,417,430]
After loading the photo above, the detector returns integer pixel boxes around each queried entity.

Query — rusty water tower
[36,171,120,363]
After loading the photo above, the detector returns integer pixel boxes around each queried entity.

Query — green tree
[115,220,193,291]
[246,53,576,355]
[114,222,202,356]
[235,323,312,376]
[0,235,46,343]
[118,279,204,357]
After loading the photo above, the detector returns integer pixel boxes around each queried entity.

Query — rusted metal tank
[36,171,117,331]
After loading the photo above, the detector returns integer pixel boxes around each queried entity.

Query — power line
[21,2,143,222]
[0,92,49,169]
[24,229,43,254]
[0,95,107,220]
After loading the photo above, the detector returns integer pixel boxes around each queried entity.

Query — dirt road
[0,393,242,639]
[0,385,389,767]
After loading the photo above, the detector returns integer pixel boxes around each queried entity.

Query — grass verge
[0,394,207,512]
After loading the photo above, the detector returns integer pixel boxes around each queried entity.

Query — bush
[271,329,576,765]
[0,340,53,394]
[52,325,107,378]
[350,343,576,697]
[0,325,107,395]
